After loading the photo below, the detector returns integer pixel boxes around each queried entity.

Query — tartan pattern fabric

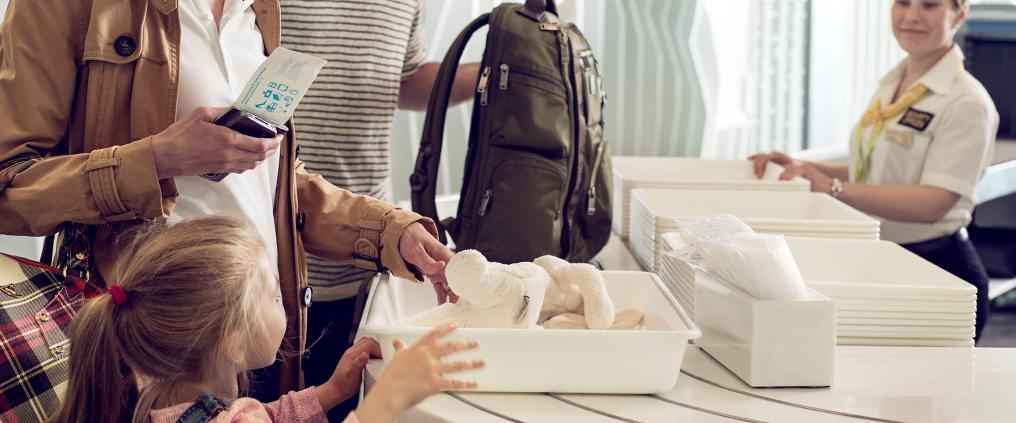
[0,253,96,423]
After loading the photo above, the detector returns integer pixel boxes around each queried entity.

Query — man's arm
[398,62,481,111]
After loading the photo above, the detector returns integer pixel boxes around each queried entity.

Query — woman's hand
[779,162,833,194]
[398,222,458,304]
[355,325,483,423]
[151,106,282,179]
[317,337,382,411]
[748,151,795,179]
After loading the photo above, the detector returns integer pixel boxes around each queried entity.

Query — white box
[359,271,701,394]
[694,271,836,387]
[612,157,810,239]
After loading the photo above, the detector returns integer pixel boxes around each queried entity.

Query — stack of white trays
[657,247,697,318]
[659,233,977,347]
[788,237,976,347]
[628,188,881,271]
[611,157,809,240]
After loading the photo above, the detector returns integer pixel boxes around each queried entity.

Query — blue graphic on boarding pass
[234,48,326,126]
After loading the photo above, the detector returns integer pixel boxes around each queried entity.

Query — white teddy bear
[404,250,617,330]
[404,249,549,329]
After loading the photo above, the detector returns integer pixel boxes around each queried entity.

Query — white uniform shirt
[848,45,999,244]
[171,0,281,274]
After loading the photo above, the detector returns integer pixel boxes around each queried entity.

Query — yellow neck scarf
[853,84,929,182]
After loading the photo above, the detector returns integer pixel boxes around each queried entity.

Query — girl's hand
[317,337,382,410]
[151,106,283,179]
[355,325,484,423]
[748,151,795,179]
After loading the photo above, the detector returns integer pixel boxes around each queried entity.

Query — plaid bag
[0,253,99,422]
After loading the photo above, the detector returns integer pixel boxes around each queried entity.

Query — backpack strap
[410,13,490,244]
[175,394,227,423]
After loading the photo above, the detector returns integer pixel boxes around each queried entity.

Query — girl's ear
[222,331,246,367]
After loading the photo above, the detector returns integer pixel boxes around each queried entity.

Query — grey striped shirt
[282,0,426,301]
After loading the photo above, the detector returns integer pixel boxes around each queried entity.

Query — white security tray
[612,157,809,238]
[359,271,700,394]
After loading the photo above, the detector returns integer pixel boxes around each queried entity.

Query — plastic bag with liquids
[678,215,809,301]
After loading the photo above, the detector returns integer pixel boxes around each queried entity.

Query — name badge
[898,108,934,131]
[884,129,914,147]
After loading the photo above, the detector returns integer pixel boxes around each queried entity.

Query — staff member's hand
[779,162,833,194]
[398,222,458,304]
[748,151,795,179]
[151,106,283,179]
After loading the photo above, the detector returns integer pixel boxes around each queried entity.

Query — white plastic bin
[695,271,836,388]
[612,157,809,239]
[628,188,880,270]
[785,237,977,301]
[359,271,701,394]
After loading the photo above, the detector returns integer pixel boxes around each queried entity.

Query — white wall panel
[807,0,905,153]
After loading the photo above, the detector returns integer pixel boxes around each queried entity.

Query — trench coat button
[296,210,306,231]
[114,35,136,57]
[302,286,313,307]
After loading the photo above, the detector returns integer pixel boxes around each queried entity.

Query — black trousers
[303,295,361,421]
[901,230,990,342]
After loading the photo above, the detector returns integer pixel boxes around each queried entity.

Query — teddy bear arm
[548,265,616,330]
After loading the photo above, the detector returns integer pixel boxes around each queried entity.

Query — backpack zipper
[477,189,493,216]
[499,64,509,90]
[477,65,491,106]
[587,140,606,216]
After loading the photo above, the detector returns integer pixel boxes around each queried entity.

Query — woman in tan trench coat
[0,0,456,396]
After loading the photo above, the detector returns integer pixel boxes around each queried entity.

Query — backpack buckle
[410,172,427,192]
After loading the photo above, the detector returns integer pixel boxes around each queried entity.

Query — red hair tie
[108,285,128,307]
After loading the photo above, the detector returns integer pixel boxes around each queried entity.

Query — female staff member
[752,0,998,340]
[0,0,454,398]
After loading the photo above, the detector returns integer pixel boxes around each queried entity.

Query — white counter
[364,344,1015,422]
[359,235,1016,422]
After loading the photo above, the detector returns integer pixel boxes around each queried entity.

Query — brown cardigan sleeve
[0,0,166,237]
[293,159,437,281]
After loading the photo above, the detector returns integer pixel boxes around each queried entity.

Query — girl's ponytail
[47,295,130,423]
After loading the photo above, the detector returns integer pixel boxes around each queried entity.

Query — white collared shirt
[171,0,280,274]
[848,45,999,244]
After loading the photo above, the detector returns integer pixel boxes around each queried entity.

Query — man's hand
[398,222,458,304]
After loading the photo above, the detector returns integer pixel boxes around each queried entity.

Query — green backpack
[411,0,612,263]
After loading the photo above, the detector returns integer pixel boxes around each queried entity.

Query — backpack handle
[410,13,490,244]
[518,0,557,21]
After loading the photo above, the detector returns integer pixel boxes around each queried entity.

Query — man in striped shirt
[281,0,477,418]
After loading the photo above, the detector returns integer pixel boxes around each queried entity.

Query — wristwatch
[829,177,843,199]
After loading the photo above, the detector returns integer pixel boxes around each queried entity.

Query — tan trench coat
[0,0,433,393]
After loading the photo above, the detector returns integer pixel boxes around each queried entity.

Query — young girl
[48,216,483,423]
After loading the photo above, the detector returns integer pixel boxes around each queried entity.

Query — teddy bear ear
[446,250,488,285]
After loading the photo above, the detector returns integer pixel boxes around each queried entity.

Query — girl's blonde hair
[48,216,275,423]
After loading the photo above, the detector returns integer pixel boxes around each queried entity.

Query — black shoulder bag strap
[409,13,490,245]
